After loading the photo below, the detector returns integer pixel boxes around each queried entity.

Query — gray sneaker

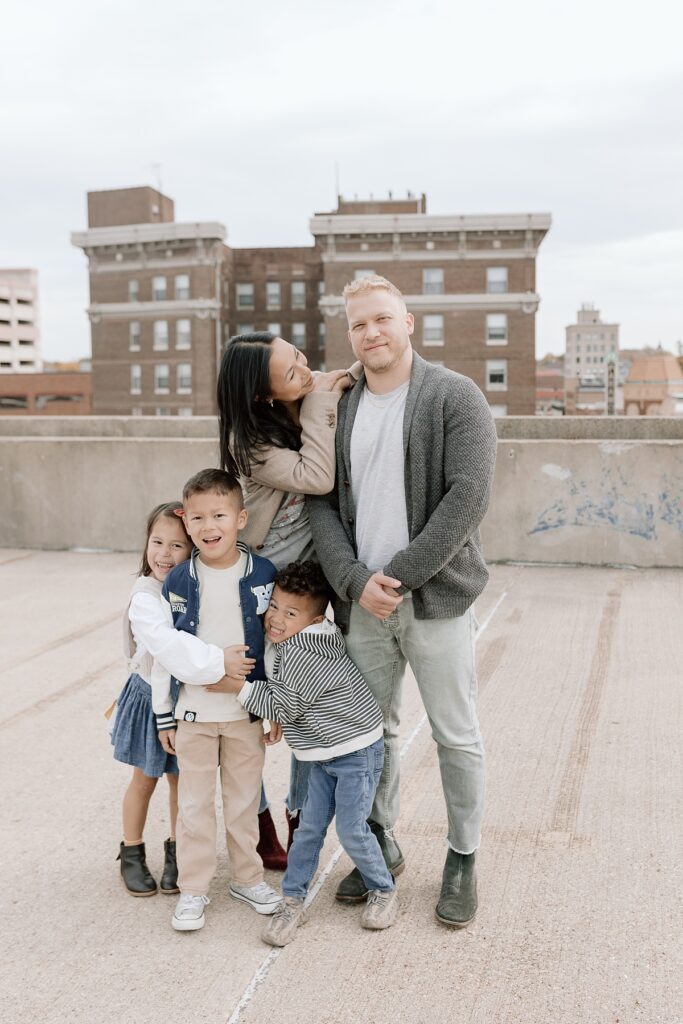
[172,893,210,931]
[360,889,399,930]
[229,880,282,915]
[262,896,309,946]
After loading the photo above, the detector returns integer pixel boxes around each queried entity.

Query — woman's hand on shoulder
[312,369,352,395]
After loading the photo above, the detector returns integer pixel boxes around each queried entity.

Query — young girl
[111,502,193,896]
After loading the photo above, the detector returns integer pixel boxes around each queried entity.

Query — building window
[175,274,190,300]
[154,364,170,394]
[129,279,139,302]
[486,314,508,344]
[292,323,306,348]
[129,321,141,351]
[486,359,507,391]
[266,282,281,310]
[176,319,191,350]
[489,403,508,416]
[131,406,142,416]
[237,324,254,335]
[155,406,171,416]
[354,269,374,281]
[177,363,192,394]
[318,322,326,350]
[153,276,167,301]
[267,323,281,337]
[153,320,169,351]
[487,267,508,294]
[291,282,306,309]
[423,314,444,346]
[236,283,254,309]
[178,407,193,417]
[423,268,444,294]
[130,364,141,395]
[318,281,325,296]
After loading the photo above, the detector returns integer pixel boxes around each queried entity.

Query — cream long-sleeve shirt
[124,577,225,721]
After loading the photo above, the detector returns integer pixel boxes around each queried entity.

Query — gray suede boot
[335,822,404,903]
[435,848,477,927]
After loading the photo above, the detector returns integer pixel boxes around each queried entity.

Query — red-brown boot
[257,808,288,871]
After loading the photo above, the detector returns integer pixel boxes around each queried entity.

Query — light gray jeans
[345,600,484,855]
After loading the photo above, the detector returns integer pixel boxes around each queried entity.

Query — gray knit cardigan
[307,352,498,630]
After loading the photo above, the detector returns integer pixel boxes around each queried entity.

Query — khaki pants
[175,717,265,895]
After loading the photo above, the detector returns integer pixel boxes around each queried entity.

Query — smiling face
[146,515,192,582]
[346,288,414,375]
[183,489,248,569]
[264,585,325,644]
[267,335,314,404]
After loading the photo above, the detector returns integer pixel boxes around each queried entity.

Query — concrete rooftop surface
[3,552,682,1024]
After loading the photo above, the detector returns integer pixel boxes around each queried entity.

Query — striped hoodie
[237,618,383,761]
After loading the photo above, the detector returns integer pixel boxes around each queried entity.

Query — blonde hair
[342,275,407,312]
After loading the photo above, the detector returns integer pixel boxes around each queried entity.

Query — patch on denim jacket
[251,582,274,615]
[169,591,187,613]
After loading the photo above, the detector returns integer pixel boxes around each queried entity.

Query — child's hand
[205,674,243,694]
[223,644,256,682]
[264,721,283,745]
[158,728,176,754]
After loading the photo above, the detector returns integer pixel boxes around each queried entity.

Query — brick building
[72,188,550,416]
[0,370,91,414]
[0,269,42,374]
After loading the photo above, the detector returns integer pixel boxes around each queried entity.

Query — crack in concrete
[550,585,623,835]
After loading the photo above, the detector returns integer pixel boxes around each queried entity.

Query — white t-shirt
[174,552,249,723]
[350,381,411,581]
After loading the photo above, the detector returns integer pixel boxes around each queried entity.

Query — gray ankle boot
[335,822,404,903]
[435,848,477,927]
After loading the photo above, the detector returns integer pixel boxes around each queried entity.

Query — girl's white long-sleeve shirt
[123,576,225,721]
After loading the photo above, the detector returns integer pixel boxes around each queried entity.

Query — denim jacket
[158,542,275,726]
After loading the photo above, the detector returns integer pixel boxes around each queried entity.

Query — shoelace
[276,899,299,922]
[178,894,210,914]
[249,882,275,897]
[367,891,392,908]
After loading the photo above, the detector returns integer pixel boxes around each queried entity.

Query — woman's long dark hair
[217,332,302,477]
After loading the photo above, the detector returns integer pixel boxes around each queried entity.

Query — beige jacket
[238,389,340,549]
[237,365,362,548]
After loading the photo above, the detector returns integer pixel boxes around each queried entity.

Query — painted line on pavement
[225,590,507,1024]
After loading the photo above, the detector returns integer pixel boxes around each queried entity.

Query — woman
[217,331,356,866]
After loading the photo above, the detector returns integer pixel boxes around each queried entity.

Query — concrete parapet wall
[482,438,683,567]
[2,417,682,565]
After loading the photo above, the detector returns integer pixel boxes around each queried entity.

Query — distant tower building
[0,269,42,373]
[564,304,620,414]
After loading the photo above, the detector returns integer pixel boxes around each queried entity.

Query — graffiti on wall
[529,461,683,541]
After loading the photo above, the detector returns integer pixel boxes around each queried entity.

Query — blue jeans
[282,738,395,899]
[259,757,311,816]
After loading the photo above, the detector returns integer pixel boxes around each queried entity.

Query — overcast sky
[2,0,682,361]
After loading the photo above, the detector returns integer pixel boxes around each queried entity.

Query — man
[308,274,497,927]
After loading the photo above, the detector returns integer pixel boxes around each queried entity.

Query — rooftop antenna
[334,162,340,200]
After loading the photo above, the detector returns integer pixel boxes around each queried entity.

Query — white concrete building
[0,269,42,373]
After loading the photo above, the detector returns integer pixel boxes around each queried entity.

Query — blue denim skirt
[111,672,178,778]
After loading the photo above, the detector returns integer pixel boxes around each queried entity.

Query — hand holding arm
[358,573,403,620]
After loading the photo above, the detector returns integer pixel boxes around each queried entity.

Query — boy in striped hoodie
[212,560,398,944]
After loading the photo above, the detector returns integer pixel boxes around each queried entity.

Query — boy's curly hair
[274,560,333,616]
